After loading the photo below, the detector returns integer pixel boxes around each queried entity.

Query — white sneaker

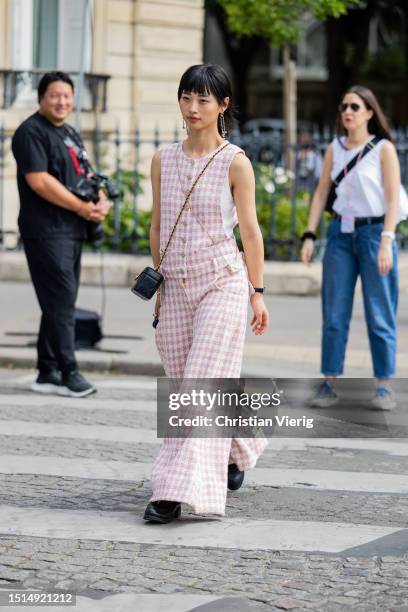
[370,387,397,411]
[309,380,339,408]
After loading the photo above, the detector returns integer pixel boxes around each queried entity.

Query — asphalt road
[1,281,408,378]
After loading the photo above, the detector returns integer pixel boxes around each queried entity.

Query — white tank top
[331,136,386,217]
[220,175,237,237]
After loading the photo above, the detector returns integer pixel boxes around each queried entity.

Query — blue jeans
[321,219,398,378]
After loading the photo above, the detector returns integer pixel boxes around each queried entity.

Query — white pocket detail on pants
[212,265,248,296]
[219,250,245,272]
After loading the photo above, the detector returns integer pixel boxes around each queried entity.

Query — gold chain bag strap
[131,142,229,300]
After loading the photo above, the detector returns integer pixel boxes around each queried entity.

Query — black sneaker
[58,371,96,398]
[31,370,62,394]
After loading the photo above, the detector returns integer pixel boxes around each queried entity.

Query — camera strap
[56,123,92,176]
[61,123,86,154]
[156,142,229,272]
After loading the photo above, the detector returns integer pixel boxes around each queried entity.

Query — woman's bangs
[179,69,220,100]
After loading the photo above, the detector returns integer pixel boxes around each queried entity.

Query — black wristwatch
[253,287,265,294]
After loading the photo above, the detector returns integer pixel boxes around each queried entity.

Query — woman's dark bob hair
[336,85,393,142]
[178,64,235,136]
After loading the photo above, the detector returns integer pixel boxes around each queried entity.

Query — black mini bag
[131,143,229,300]
[131,266,164,300]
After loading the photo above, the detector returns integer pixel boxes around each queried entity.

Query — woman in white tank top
[301,85,402,410]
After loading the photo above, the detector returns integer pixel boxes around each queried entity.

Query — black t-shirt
[12,112,87,239]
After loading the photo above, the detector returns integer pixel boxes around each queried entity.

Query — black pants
[23,238,82,374]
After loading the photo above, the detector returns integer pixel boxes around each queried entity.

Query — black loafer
[228,463,245,490]
[143,501,181,523]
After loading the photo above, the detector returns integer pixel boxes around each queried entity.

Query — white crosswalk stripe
[0,378,407,611]
[95,378,158,390]
[0,591,223,612]
[267,437,408,456]
[0,505,398,554]
[0,455,152,482]
[2,455,408,494]
[2,417,408,455]
[0,421,158,443]
[0,375,157,391]
[0,394,156,411]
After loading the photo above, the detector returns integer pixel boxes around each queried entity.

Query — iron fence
[1,122,408,259]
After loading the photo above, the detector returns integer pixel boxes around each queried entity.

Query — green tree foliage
[218,0,359,45]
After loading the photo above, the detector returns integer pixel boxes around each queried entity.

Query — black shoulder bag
[131,143,229,300]
[325,137,380,213]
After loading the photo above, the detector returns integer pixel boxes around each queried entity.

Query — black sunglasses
[339,102,361,113]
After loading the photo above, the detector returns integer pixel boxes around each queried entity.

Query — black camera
[73,173,120,204]
[72,173,120,247]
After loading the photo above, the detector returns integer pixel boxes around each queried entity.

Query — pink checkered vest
[159,141,244,278]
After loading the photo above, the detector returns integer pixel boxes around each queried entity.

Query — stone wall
[0,0,205,239]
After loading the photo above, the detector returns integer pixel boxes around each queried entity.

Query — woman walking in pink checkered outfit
[144,64,269,523]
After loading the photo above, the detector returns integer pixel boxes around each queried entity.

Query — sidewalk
[2,250,408,296]
[1,280,408,378]
[0,250,327,296]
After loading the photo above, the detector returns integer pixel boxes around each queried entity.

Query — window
[14,0,92,71]
[11,0,92,106]
[57,0,92,72]
[32,0,59,69]
[270,20,328,81]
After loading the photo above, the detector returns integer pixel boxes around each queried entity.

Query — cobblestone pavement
[0,369,407,611]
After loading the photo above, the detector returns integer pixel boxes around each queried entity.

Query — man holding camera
[12,71,110,397]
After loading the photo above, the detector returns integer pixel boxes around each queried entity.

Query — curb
[2,352,408,378]
[0,354,266,378]
[0,251,322,296]
[2,251,408,296]
[0,353,165,377]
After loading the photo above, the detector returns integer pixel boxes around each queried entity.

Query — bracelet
[253,287,265,294]
[381,231,395,241]
[300,231,317,242]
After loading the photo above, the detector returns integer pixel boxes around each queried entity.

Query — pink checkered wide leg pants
[151,266,268,515]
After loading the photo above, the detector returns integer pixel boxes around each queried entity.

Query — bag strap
[332,136,380,187]
[155,142,229,271]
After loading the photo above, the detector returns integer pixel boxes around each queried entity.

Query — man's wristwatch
[253,287,265,294]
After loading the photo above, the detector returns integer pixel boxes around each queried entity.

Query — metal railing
[1,122,408,259]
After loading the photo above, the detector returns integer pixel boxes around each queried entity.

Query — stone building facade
[0,0,204,242]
